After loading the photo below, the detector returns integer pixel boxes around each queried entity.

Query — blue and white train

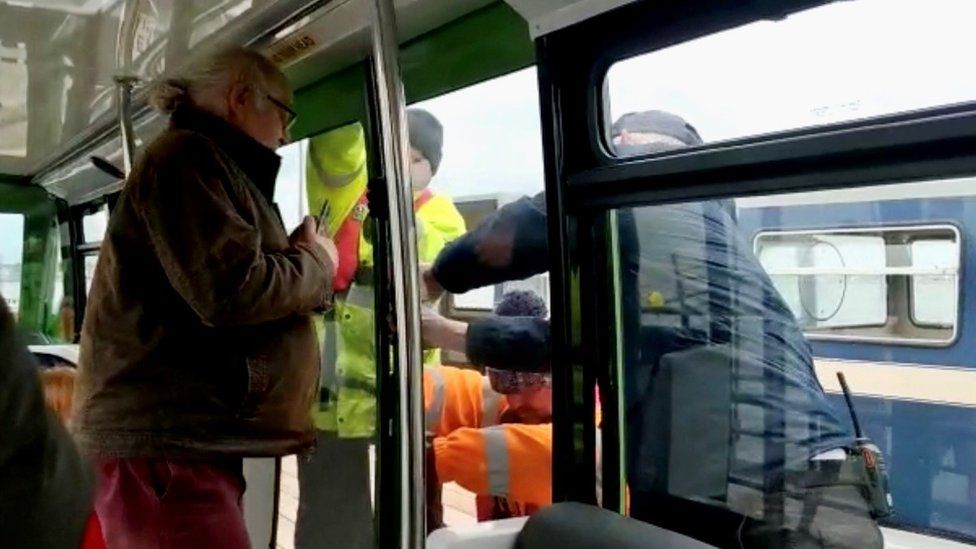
[737,178,976,540]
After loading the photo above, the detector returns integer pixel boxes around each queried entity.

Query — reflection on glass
[272,140,308,233]
[84,254,99,295]
[606,0,976,156]
[618,177,976,542]
[0,48,28,158]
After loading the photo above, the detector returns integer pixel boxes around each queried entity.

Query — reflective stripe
[483,426,510,497]
[595,428,603,506]
[425,367,445,432]
[481,377,503,427]
[345,283,373,309]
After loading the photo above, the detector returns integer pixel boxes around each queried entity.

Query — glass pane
[753,226,959,344]
[0,213,25,316]
[82,206,109,243]
[406,68,554,530]
[605,0,976,157]
[49,221,74,344]
[273,140,308,234]
[84,254,98,295]
[615,177,976,543]
[0,47,28,158]
[286,121,379,549]
[911,240,959,327]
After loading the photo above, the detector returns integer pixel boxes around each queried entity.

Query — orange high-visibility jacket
[423,368,608,515]
[434,423,553,511]
[422,365,552,510]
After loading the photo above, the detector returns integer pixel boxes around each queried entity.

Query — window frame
[535,0,976,541]
[752,223,962,347]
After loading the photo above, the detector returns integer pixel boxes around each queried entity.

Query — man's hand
[421,305,468,353]
[292,216,338,270]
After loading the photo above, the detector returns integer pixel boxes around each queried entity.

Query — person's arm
[431,192,548,294]
[433,424,552,507]
[0,298,92,548]
[137,134,334,327]
[422,308,550,373]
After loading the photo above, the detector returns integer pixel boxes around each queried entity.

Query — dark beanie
[407,109,443,174]
[494,290,548,318]
[611,110,703,146]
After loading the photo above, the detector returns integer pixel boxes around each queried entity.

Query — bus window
[273,140,309,233]
[0,213,25,315]
[604,0,976,157]
[612,176,976,542]
[82,205,108,243]
[282,121,379,549]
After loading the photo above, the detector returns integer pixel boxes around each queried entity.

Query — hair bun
[148,78,189,114]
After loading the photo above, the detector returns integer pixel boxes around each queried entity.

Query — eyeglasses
[486,368,551,395]
[266,94,297,131]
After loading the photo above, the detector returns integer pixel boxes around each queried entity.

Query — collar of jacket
[170,106,282,202]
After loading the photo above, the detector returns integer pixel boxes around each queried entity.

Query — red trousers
[93,457,249,549]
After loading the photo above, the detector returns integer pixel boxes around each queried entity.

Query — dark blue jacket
[431,193,853,489]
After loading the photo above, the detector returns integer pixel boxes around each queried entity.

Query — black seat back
[516,502,717,549]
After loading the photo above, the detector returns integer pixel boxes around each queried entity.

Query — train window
[752,225,960,345]
[615,178,976,540]
[0,213,25,313]
[604,0,976,157]
[273,140,308,233]
[82,205,108,243]
[910,239,958,327]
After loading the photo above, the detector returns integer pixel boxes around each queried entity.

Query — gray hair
[148,47,288,115]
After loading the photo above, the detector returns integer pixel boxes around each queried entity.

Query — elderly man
[72,47,337,548]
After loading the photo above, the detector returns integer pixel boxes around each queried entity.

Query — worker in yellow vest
[295,111,465,549]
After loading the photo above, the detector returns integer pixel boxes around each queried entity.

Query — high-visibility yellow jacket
[308,124,466,437]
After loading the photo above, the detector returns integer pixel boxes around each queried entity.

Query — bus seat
[427,516,528,549]
[515,502,717,548]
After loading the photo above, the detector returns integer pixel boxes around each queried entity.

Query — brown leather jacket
[72,107,334,458]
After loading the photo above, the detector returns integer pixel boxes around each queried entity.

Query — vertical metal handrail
[114,0,144,176]
[369,0,426,546]
[114,76,138,176]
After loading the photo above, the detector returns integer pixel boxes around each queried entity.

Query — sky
[267,0,976,235]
